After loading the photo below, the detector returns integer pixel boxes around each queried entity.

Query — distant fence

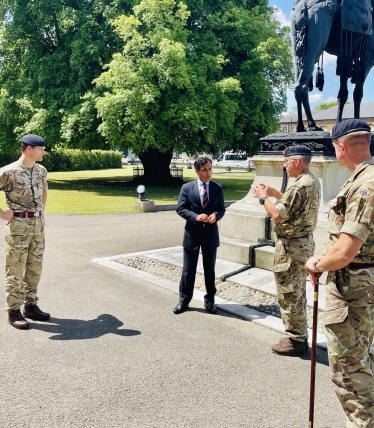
[133,166,144,179]
[170,166,183,180]
[133,166,183,180]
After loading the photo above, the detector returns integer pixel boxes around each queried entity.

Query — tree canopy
[0,0,292,182]
[0,0,136,150]
[93,0,292,157]
[313,101,339,111]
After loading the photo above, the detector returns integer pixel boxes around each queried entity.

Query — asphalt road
[0,212,345,427]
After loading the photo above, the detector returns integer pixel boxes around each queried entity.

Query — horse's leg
[336,75,348,122]
[295,89,307,132]
[292,0,337,132]
[354,31,374,119]
[353,82,364,118]
[295,62,323,131]
[353,83,363,118]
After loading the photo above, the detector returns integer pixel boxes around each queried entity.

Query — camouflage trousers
[324,267,374,428]
[273,235,314,342]
[4,216,45,311]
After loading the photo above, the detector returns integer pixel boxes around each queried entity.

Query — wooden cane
[308,278,320,428]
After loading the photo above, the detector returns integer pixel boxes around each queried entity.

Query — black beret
[284,145,312,157]
[331,119,371,140]
[21,134,46,146]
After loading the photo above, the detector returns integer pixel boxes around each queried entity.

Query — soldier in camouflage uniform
[0,134,50,330]
[307,119,374,428]
[252,145,321,356]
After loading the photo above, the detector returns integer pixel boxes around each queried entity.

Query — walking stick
[308,275,320,428]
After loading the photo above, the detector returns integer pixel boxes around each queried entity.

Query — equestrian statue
[292,0,374,132]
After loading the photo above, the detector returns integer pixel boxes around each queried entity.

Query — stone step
[254,245,275,271]
[218,235,275,270]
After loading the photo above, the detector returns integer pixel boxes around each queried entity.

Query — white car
[121,155,129,165]
[214,152,254,168]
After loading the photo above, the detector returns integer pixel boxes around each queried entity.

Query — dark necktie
[202,183,208,208]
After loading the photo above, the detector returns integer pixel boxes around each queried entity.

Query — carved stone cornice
[259,132,374,156]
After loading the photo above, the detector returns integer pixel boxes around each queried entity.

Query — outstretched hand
[251,183,268,199]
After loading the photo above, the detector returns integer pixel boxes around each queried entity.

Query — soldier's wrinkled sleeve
[276,186,304,220]
[44,169,48,190]
[341,183,374,242]
[0,168,11,191]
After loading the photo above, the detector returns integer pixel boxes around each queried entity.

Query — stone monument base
[217,151,350,270]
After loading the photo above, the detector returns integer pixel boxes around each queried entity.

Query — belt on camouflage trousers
[13,211,42,218]
[277,234,310,240]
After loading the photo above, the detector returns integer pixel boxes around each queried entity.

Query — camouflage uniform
[0,160,48,311]
[324,158,374,427]
[273,170,321,342]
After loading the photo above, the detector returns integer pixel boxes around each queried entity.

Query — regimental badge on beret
[21,134,46,147]
[284,145,312,157]
[331,119,371,140]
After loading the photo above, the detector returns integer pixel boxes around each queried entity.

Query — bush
[0,152,20,167]
[41,148,122,171]
[0,148,122,171]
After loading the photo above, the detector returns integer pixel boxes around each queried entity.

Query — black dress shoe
[173,303,188,314]
[204,300,217,314]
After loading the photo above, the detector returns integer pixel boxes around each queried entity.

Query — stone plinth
[134,200,156,212]
[218,154,350,265]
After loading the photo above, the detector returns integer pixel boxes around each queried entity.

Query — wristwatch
[313,260,321,272]
[259,196,268,205]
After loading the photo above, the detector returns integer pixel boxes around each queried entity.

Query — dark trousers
[179,237,217,305]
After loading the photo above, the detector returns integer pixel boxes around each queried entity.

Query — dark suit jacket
[176,179,225,250]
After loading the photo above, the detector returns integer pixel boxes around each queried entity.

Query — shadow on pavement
[30,313,141,340]
[187,307,233,316]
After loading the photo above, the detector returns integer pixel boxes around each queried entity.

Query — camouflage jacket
[273,169,321,238]
[325,158,374,263]
[0,159,48,212]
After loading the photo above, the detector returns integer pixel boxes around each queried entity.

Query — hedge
[0,148,122,172]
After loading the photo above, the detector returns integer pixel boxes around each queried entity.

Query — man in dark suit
[174,157,226,314]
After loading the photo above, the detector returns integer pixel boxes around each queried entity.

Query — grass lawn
[0,166,254,215]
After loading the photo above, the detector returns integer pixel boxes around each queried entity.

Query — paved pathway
[0,213,344,428]
[93,246,327,349]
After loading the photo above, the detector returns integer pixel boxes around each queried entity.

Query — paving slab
[92,245,328,350]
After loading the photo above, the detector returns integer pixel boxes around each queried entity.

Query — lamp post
[136,184,147,201]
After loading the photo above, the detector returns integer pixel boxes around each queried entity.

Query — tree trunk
[138,148,177,185]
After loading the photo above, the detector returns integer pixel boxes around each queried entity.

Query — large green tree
[0,0,136,150]
[0,0,292,183]
[93,0,292,183]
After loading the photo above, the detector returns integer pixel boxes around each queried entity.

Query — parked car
[213,152,254,168]
[121,155,129,165]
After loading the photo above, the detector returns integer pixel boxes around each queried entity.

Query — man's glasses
[284,158,296,164]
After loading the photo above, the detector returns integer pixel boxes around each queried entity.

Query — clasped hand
[305,256,323,287]
[0,209,13,221]
[196,213,216,224]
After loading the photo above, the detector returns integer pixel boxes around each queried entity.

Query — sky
[270,0,374,113]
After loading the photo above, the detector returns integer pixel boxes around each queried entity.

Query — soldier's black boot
[8,309,30,329]
[23,304,50,321]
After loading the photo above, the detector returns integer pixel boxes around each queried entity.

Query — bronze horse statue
[291,0,374,132]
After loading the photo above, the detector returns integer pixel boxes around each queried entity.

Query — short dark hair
[194,157,212,170]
